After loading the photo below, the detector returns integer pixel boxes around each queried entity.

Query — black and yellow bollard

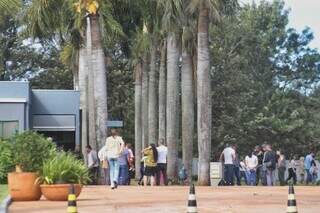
[187,184,197,213]
[286,184,298,213]
[67,184,78,213]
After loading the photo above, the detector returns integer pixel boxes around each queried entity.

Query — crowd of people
[85,128,319,187]
[85,129,168,188]
[220,143,319,186]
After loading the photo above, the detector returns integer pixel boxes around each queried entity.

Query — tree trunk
[86,17,97,150]
[90,15,108,150]
[148,44,158,145]
[141,54,149,149]
[78,45,88,157]
[197,6,212,186]
[158,41,166,142]
[134,61,142,179]
[166,33,180,180]
[73,68,79,90]
[181,49,194,182]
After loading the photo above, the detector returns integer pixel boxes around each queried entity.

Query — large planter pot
[8,172,41,201]
[40,184,82,201]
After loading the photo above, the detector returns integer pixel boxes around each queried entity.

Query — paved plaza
[9,186,320,213]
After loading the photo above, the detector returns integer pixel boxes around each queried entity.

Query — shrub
[0,139,14,183]
[38,151,90,185]
[9,131,56,172]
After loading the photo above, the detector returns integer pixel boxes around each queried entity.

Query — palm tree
[195,0,214,186]
[89,13,108,149]
[141,52,149,149]
[158,40,167,142]
[78,43,89,153]
[181,3,197,181]
[159,0,182,181]
[134,61,143,179]
[131,26,148,179]
[148,41,158,145]
[189,0,237,185]
[86,16,97,150]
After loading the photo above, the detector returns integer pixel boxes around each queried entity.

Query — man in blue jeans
[105,129,125,189]
[232,145,241,185]
[220,144,236,185]
[304,151,315,184]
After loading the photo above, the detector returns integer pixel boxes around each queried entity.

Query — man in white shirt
[220,144,236,185]
[156,139,168,185]
[86,145,99,185]
[245,153,258,185]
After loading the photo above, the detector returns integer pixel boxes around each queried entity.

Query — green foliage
[9,131,56,172]
[0,139,14,183]
[38,152,90,185]
[210,0,320,158]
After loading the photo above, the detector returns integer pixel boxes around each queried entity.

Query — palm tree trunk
[158,41,166,142]
[197,6,212,186]
[134,61,143,179]
[90,15,108,150]
[73,69,79,90]
[141,54,149,149]
[166,32,180,180]
[86,17,97,150]
[181,49,194,182]
[78,45,88,157]
[148,43,158,145]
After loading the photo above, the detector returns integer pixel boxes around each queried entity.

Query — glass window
[0,121,19,139]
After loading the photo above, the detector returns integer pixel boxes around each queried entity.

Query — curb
[0,196,12,213]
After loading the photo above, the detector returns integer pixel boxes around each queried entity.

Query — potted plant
[7,131,56,201]
[38,151,90,201]
[0,139,14,184]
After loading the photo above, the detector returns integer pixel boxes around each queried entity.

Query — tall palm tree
[141,52,149,149]
[195,0,214,186]
[86,16,97,150]
[78,43,88,153]
[158,40,167,142]
[146,1,162,146]
[181,3,197,181]
[159,0,182,180]
[148,40,158,145]
[134,61,142,178]
[189,0,237,185]
[131,26,149,179]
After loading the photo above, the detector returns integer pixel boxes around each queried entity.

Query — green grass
[0,185,8,201]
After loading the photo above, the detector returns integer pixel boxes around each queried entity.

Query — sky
[240,0,320,50]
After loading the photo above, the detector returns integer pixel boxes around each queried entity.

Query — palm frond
[0,0,20,11]
[99,0,124,48]
[188,0,238,21]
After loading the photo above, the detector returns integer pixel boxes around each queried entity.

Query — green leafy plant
[38,152,90,185]
[9,131,56,172]
[0,139,14,183]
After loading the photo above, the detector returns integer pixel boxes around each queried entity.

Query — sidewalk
[9,186,320,213]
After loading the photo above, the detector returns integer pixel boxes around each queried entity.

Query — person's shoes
[114,181,118,189]
[111,186,115,190]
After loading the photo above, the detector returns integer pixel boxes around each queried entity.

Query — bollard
[187,184,197,213]
[67,184,78,213]
[286,184,298,213]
